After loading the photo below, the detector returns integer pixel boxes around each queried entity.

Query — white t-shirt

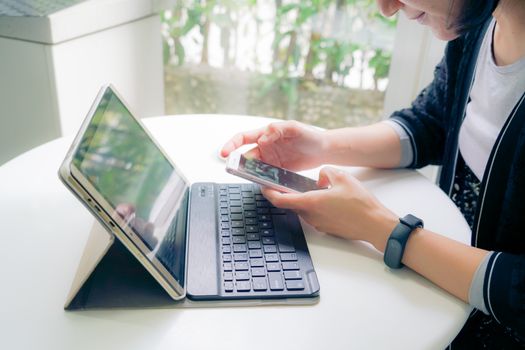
[459,19,525,181]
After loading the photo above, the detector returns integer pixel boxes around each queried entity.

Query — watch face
[384,239,403,269]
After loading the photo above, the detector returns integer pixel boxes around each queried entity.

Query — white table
[0,115,472,349]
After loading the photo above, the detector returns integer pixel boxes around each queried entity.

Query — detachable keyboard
[218,184,310,294]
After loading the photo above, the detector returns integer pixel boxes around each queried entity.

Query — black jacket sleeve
[484,252,525,338]
[388,55,450,168]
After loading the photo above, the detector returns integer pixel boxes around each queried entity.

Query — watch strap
[383,214,423,269]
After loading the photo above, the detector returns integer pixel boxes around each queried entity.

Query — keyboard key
[234,262,249,271]
[232,228,245,236]
[241,184,252,191]
[222,254,232,262]
[252,277,268,291]
[220,185,228,190]
[230,200,242,207]
[246,233,260,241]
[265,253,279,262]
[258,214,271,221]
[220,208,228,215]
[221,237,231,245]
[229,193,241,200]
[234,253,248,261]
[260,221,272,229]
[232,236,246,244]
[233,244,247,252]
[262,237,275,245]
[236,281,251,292]
[224,282,234,292]
[263,245,277,253]
[222,245,232,253]
[228,187,241,194]
[242,191,254,198]
[286,279,305,290]
[230,213,243,221]
[257,201,270,208]
[278,243,295,253]
[223,263,233,271]
[221,215,229,222]
[244,204,256,211]
[223,272,233,281]
[244,210,257,218]
[266,263,281,271]
[261,229,274,237]
[280,253,298,261]
[250,258,264,267]
[235,271,250,280]
[220,230,230,237]
[249,249,263,258]
[231,221,244,228]
[284,271,302,280]
[243,198,255,205]
[255,194,265,201]
[221,222,230,229]
[230,207,242,214]
[228,184,241,189]
[220,201,228,208]
[282,262,300,270]
[248,241,262,249]
[251,267,266,277]
[274,215,296,252]
[245,218,258,225]
[257,208,270,214]
[268,272,284,291]
[246,225,259,233]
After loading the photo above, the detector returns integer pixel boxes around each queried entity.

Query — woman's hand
[220,120,328,171]
[262,166,398,251]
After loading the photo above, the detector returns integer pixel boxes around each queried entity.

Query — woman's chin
[430,26,460,41]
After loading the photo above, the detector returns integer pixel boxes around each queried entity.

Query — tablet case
[64,221,178,310]
[65,221,320,310]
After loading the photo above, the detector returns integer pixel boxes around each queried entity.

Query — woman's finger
[220,128,265,157]
[261,187,306,210]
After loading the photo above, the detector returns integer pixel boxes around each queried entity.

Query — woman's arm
[321,122,404,169]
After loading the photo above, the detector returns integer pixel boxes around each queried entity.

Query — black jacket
[389,19,525,336]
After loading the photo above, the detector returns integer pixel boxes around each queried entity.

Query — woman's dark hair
[455,0,500,34]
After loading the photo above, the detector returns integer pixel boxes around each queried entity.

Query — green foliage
[161,0,397,94]
[369,49,391,80]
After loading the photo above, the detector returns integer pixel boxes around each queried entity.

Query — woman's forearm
[323,122,403,168]
[375,227,490,303]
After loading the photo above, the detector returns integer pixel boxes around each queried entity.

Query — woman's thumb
[317,166,343,189]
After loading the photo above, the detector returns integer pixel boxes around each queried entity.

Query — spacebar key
[273,215,295,252]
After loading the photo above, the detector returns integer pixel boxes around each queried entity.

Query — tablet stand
[64,221,178,310]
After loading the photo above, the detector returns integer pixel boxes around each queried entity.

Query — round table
[0,115,472,349]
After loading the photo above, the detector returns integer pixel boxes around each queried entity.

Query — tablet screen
[72,87,188,285]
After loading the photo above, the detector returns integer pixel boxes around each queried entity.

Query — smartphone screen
[238,155,319,192]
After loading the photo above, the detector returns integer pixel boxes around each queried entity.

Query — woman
[221,0,525,347]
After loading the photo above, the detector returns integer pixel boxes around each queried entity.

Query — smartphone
[226,153,320,193]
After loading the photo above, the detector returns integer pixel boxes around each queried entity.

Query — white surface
[0,15,164,165]
[0,115,472,350]
[0,0,173,44]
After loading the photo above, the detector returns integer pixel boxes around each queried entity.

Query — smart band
[383,214,424,269]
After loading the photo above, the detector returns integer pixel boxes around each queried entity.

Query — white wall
[0,15,164,166]
[384,15,447,182]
